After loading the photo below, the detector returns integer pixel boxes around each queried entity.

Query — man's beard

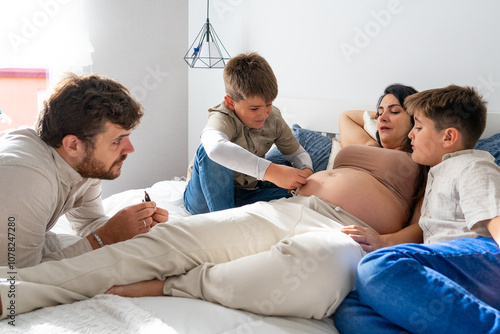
[76,151,127,180]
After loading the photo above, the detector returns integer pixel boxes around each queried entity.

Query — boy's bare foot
[105,279,165,298]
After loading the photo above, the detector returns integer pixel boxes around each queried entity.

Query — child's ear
[224,95,235,110]
[442,127,461,148]
[61,135,85,158]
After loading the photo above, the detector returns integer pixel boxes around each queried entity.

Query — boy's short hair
[36,73,143,149]
[223,52,278,104]
[405,85,487,148]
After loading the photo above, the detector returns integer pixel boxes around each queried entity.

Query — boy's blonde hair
[223,52,278,104]
[405,85,487,149]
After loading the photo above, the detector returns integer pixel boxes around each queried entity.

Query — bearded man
[0,73,168,268]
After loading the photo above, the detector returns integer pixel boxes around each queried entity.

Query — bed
[2,98,500,334]
[3,180,338,334]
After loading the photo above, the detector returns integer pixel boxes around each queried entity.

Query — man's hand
[263,163,311,189]
[151,207,169,226]
[89,202,169,247]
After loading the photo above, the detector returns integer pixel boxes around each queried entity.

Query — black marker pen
[144,191,151,202]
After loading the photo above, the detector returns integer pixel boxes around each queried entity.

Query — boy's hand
[302,168,314,178]
[263,163,310,189]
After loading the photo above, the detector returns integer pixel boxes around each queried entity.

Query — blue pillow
[475,133,500,166]
[265,124,333,172]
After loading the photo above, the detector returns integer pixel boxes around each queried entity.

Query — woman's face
[376,94,413,150]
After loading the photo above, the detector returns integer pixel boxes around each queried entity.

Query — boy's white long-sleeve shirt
[201,129,312,181]
[189,102,313,189]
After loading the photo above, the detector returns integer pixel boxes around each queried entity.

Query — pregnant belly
[297,169,408,234]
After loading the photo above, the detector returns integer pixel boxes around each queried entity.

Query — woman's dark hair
[36,73,143,149]
[376,84,418,112]
[375,84,428,225]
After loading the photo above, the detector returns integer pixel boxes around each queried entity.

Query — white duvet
[39,180,338,334]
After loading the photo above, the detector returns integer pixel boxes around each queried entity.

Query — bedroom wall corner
[82,0,189,198]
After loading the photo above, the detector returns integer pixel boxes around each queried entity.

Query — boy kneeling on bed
[334,85,500,333]
[183,52,313,215]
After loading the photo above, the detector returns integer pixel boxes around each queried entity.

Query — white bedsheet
[0,294,178,334]
[48,180,338,333]
[136,296,337,334]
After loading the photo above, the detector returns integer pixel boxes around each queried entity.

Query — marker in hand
[144,191,151,202]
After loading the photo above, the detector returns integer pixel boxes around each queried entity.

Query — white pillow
[363,110,378,140]
[326,112,377,170]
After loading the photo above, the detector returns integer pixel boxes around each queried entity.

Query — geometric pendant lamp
[184,0,231,68]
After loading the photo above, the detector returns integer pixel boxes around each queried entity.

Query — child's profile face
[226,96,272,129]
[408,111,446,167]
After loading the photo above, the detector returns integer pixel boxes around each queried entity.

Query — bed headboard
[274,97,373,135]
[484,112,500,139]
[274,97,500,140]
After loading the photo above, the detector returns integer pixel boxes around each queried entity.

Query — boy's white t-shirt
[419,149,500,243]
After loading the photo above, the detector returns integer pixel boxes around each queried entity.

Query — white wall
[187,0,244,159]
[82,0,188,198]
[188,0,500,157]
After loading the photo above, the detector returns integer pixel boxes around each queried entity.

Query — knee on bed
[355,245,418,298]
[276,231,365,317]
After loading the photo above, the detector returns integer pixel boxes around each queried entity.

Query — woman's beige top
[298,145,419,234]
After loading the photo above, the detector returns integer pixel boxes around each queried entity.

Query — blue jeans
[184,145,291,214]
[334,237,500,334]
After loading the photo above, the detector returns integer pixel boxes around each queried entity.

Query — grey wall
[82,0,188,198]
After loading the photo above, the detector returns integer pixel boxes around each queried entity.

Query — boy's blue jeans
[334,236,500,333]
[184,145,291,214]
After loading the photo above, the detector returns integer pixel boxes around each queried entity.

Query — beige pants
[0,196,367,319]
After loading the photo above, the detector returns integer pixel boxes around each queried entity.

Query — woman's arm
[338,110,378,147]
[339,223,423,253]
[340,199,424,252]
